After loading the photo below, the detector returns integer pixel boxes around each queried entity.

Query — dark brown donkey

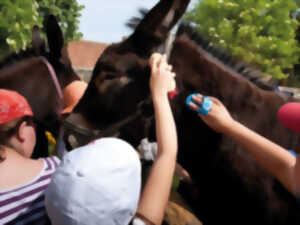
[72,0,300,224]
[0,15,80,158]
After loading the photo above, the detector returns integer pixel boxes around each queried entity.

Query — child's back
[0,89,60,224]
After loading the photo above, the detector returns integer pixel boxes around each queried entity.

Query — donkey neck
[171,36,263,104]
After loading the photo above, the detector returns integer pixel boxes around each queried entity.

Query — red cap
[277,102,300,133]
[0,89,33,125]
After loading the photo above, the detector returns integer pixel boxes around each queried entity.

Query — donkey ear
[129,0,190,56]
[32,25,46,55]
[45,15,64,57]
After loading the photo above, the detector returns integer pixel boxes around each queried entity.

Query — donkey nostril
[120,76,131,85]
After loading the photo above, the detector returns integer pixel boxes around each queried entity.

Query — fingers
[189,102,199,111]
[149,53,161,67]
[190,94,218,106]
[150,53,175,77]
[150,53,165,67]
[167,65,173,72]
[188,94,224,118]
[191,94,203,105]
[158,55,169,73]
[150,54,160,73]
[188,94,212,112]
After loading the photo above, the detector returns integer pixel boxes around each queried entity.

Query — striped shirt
[0,156,60,225]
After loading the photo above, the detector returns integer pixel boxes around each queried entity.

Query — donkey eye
[104,74,115,80]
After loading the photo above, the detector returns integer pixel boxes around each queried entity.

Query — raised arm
[136,53,177,225]
[189,94,298,195]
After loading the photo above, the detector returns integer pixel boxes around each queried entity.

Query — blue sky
[77,0,198,43]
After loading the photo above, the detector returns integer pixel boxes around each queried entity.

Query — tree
[37,0,84,43]
[0,0,84,56]
[185,0,300,80]
[295,0,300,7]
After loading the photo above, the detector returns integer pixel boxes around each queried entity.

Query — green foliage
[0,0,84,56]
[185,0,300,80]
[0,0,41,55]
[37,0,84,43]
[295,0,300,7]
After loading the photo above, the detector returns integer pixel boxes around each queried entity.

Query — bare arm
[189,94,298,195]
[225,120,296,194]
[136,54,177,225]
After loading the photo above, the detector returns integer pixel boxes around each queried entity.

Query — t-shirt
[0,156,60,225]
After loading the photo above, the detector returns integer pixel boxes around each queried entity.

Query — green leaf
[0,0,84,53]
[186,0,300,81]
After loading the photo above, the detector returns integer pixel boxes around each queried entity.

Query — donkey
[0,15,80,158]
[71,0,300,224]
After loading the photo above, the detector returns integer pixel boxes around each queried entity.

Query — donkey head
[75,0,190,143]
[32,15,79,89]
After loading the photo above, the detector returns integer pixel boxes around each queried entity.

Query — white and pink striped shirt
[0,156,60,225]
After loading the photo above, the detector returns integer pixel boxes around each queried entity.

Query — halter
[63,97,153,149]
[39,56,63,113]
[39,56,67,156]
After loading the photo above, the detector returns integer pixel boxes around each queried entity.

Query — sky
[77,0,198,44]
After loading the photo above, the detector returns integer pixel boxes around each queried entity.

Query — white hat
[45,137,141,225]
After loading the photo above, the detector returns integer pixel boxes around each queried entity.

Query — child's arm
[136,53,177,225]
[223,118,296,194]
[189,94,297,194]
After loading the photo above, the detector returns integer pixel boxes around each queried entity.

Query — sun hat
[45,137,141,225]
[62,80,87,114]
[277,102,300,133]
[0,89,33,125]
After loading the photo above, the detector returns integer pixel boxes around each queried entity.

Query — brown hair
[0,116,34,161]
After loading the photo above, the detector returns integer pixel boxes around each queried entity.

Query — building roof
[67,40,109,70]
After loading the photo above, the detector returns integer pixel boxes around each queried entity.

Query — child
[62,80,87,114]
[0,89,60,224]
[45,53,178,225]
[188,94,300,198]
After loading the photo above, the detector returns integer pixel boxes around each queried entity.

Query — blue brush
[186,93,212,115]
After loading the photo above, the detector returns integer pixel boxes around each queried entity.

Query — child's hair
[0,116,34,161]
[0,89,35,161]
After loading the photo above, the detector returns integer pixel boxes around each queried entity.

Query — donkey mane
[0,48,39,69]
[177,22,277,90]
[127,9,277,92]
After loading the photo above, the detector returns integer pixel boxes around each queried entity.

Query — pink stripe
[6,203,46,225]
[44,158,51,171]
[0,184,48,208]
[0,195,44,219]
[49,156,59,168]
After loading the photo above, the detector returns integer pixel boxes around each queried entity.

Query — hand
[149,53,176,99]
[188,94,235,133]
[175,163,192,184]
